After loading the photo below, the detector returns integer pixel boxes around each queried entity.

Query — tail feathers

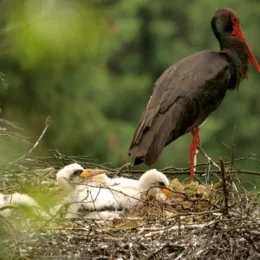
[144,113,175,165]
[129,108,177,166]
[129,105,160,149]
[129,128,155,157]
[133,157,144,166]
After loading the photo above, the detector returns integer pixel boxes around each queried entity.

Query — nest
[0,113,260,259]
[0,161,259,260]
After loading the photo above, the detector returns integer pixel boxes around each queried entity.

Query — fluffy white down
[139,169,169,191]
[56,163,84,192]
[55,164,169,219]
[87,174,114,187]
[0,192,45,217]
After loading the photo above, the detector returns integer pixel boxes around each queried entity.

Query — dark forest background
[0,0,259,187]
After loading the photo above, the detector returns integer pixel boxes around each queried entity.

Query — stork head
[139,169,170,198]
[56,163,89,192]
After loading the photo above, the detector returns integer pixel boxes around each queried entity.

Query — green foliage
[0,0,259,186]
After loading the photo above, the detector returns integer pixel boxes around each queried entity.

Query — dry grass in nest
[166,178,219,212]
[129,192,169,220]
[127,178,219,222]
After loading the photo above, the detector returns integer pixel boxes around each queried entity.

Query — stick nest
[0,157,259,260]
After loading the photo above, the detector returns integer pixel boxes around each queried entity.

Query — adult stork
[128,8,260,180]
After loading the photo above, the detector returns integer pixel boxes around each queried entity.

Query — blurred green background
[0,0,259,187]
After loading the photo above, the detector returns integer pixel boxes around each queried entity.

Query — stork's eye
[158,181,165,187]
[72,169,83,176]
[231,16,238,25]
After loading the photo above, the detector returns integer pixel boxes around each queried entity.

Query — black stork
[128,8,260,181]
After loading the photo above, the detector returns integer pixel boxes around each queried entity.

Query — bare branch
[220,157,229,216]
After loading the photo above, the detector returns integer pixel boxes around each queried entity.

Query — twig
[0,205,15,211]
[4,116,51,170]
[147,243,184,259]
[160,154,259,172]
[220,157,229,216]
[197,145,221,171]
[114,162,132,176]
[113,169,260,177]
[28,116,51,154]
[242,232,260,253]
[231,123,236,170]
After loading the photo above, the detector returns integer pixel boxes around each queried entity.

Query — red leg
[190,128,200,181]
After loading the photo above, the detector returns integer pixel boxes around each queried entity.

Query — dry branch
[220,157,229,215]
[4,116,51,170]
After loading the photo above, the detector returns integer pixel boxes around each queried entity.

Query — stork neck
[57,175,75,193]
[220,35,249,79]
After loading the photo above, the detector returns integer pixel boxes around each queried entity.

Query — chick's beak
[80,169,91,178]
[161,187,171,197]
[80,169,106,179]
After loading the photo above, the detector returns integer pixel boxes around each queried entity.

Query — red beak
[233,26,260,72]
